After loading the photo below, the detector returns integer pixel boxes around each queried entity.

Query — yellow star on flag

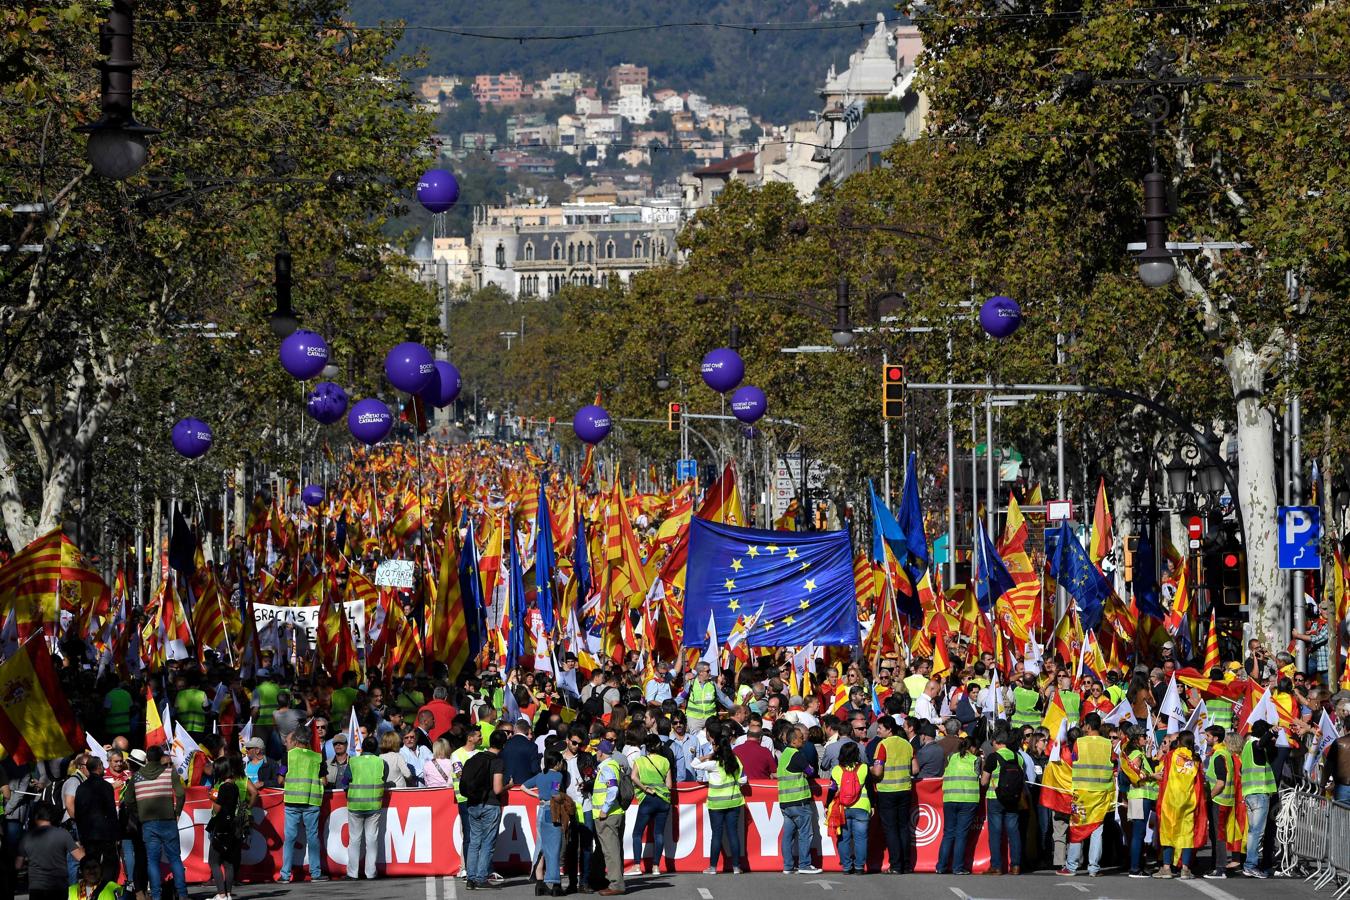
[799,599,810,610]
[786,548,799,561]
[803,578,816,593]
[746,545,760,558]
[730,558,743,572]
[724,578,736,590]
[729,599,740,611]
[800,561,811,570]
[765,544,779,554]
[784,615,795,625]
[763,620,774,630]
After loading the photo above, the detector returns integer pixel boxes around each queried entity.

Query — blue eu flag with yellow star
[1046,521,1109,634]
[684,517,859,648]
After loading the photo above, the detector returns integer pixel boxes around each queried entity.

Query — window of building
[495,243,505,268]
[552,242,561,261]
[524,242,534,261]
[568,243,575,264]
[633,239,643,258]
[606,240,615,259]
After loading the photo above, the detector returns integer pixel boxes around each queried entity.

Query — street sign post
[1277,505,1321,570]
[1187,515,1203,550]
[1047,499,1073,522]
[675,458,698,482]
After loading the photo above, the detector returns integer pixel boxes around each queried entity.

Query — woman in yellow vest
[690,729,745,875]
[629,735,673,876]
[935,735,980,875]
[1121,726,1159,877]
[70,857,119,900]
[829,742,871,875]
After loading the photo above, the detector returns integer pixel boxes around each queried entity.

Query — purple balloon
[278,329,329,380]
[348,398,393,445]
[730,384,767,423]
[305,381,349,425]
[572,404,611,445]
[417,168,460,214]
[385,342,435,394]
[171,418,213,459]
[980,295,1023,339]
[700,347,744,393]
[421,361,462,408]
[301,484,326,507]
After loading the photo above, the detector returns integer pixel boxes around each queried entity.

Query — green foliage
[348,0,899,122]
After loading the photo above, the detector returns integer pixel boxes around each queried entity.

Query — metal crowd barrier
[1280,789,1329,879]
[1327,800,1350,899]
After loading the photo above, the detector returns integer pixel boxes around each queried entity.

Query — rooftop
[692,151,757,176]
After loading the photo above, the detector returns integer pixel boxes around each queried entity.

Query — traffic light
[667,401,683,431]
[882,365,905,419]
[1218,528,1245,609]
[1123,535,1138,583]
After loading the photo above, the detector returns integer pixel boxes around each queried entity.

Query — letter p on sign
[1277,505,1321,571]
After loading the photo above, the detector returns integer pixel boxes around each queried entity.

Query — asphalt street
[217,871,1329,900]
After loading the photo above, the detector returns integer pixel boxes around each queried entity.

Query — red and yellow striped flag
[428,522,470,680]
[0,529,109,640]
[1202,608,1221,674]
[0,635,84,763]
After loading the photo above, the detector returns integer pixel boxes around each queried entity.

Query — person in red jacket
[417,686,458,742]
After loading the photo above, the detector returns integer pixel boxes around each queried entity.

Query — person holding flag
[1062,713,1115,877]
[1120,725,1160,877]
[1201,726,1243,879]
[1154,731,1207,880]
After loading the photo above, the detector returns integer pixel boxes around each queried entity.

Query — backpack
[994,750,1027,809]
[835,766,863,807]
[459,752,494,805]
[613,758,636,809]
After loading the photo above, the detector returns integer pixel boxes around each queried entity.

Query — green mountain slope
[350,0,900,122]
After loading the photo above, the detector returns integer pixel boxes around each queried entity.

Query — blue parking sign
[1277,505,1320,570]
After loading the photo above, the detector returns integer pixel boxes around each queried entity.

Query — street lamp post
[77,0,158,179]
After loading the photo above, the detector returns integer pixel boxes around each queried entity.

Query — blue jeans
[1163,847,1193,868]
[986,797,1021,872]
[1244,793,1270,871]
[707,807,741,870]
[936,802,977,874]
[464,804,502,883]
[781,803,814,871]
[1334,785,1350,803]
[1128,799,1156,872]
[535,806,562,886]
[141,819,188,900]
[630,796,670,870]
[838,808,869,872]
[281,804,322,880]
[1065,823,1102,874]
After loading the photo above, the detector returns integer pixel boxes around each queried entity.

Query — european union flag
[534,480,557,633]
[684,517,859,648]
[1046,522,1110,634]
[1132,523,1164,620]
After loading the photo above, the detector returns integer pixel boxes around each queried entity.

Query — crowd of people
[4,637,1350,900]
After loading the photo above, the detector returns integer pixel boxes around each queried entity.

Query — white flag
[1305,708,1341,776]
[1024,634,1043,675]
[85,732,108,767]
[1159,675,1186,721]
[348,706,362,754]
[171,723,199,778]
[981,670,1001,720]
[1244,687,1279,730]
[1102,697,1137,726]
[238,718,254,754]
[700,610,720,676]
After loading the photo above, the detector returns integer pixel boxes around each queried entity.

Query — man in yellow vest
[592,740,628,896]
[278,729,327,883]
[1203,726,1238,879]
[776,726,821,874]
[1240,722,1277,878]
[347,736,390,880]
[675,662,733,734]
[1062,714,1115,876]
[174,675,211,740]
[869,715,915,873]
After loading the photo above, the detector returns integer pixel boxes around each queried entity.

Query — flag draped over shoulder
[1157,747,1208,850]
[684,518,858,648]
[0,635,84,763]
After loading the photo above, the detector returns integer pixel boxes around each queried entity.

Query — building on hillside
[612,83,652,125]
[653,89,683,112]
[472,73,528,104]
[619,147,652,168]
[470,198,679,298]
[575,94,605,116]
[534,71,586,99]
[491,149,556,175]
[506,113,547,143]
[417,75,462,104]
[757,121,827,200]
[679,152,757,211]
[460,132,498,151]
[684,92,711,119]
[515,124,560,148]
[606,63,649,91]
[686,139,727,162]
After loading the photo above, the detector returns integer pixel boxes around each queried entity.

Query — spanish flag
[144,684,168,748]
[0,635,84,763]
[1089,477,1113,570]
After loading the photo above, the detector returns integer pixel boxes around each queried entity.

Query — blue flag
[506,529,528,670]
[534,480,556,633]
[870,480,922,624]
[460,519,485,661]
[869,479,907,566]
[684,517,858,648]
[974,518,1016,613]
[1046,522,1110,634]
[1132,523,1163,620]
[896,453,929,570]
[573,507,591,606]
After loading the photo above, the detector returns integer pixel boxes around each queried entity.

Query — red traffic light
[1223,552,1239,568]
[671,402,682,412]
[886,367,903,382]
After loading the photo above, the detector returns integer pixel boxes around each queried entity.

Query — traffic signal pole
[882,351,891,502]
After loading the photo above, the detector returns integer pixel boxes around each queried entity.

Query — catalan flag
[0,635,84,763]
[428,520,470,680]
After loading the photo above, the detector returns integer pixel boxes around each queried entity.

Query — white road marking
[1180,878,1243,900]
[950,888,972,900]
[1056,882,1091,893]
[698,889,714,899]
[426,875,438,900]
[443,875,457,900]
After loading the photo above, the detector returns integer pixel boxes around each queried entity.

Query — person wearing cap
[347,736,390,881]
[244,737,280,788]
[278,728,327,883]
[122,747,188,900]
[325,733,353,790]
[591,740,628,894]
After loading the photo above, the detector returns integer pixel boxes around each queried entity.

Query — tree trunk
[1226,338,1285,645]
